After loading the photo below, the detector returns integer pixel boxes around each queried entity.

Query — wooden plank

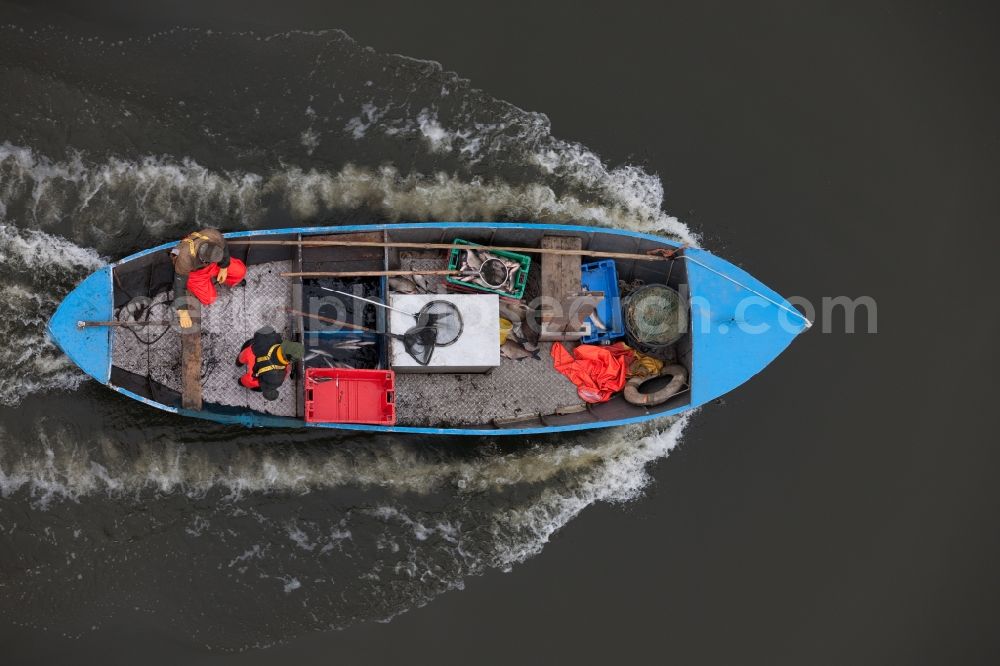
[293,234,305,419]
[540,236,583,326]
[181,331,203,411]
[301,231,386,273]
[282,269,458,278]
[230,238,685,262]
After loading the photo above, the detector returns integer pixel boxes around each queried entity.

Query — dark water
[1,1,998,664]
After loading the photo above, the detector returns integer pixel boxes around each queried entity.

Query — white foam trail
[342,99,693,241]
[490,415,691,568]
[0,221,105,272]
[346,416,691,625]
[273,164,697,244]
[344,102,388,140]
[0,142,264,243]
[0,416,688,510]
[1,143,697,246]
[416,108,453,153]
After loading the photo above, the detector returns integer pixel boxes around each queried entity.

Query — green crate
[446,238,531,300]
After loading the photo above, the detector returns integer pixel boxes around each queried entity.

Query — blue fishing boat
[47,222,809,435]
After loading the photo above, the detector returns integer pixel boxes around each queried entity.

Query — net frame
[414,300,464,347]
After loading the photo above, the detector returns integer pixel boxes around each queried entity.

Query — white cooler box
[388,293,500,373]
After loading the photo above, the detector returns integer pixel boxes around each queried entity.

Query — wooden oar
[280,269,459,278]
[77,320,173,328]
[231,238,681,262]
[284,308,371,332]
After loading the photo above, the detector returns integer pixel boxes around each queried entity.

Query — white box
[389,293,500,373]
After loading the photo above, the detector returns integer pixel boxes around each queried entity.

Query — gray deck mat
[111,261,295,416]
[112,258,581,426]
[393,343,582,427]
[391,250,578,426]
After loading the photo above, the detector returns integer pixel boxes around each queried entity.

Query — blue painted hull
[47,222,809,435]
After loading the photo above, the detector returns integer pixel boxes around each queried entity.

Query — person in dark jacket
[171,228,247,329]
[237,326,304,401]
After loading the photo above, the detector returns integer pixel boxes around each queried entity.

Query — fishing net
[324,287,465,349]
[624,284,689,348]
[396,325,438,365]
[477,258,510,288]
[415,300,464,347]
[290,306,441,366]
[458,249,518,292]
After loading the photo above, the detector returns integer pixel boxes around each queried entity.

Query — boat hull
[48,222,807,435]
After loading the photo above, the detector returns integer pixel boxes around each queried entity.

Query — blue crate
[580,260,625,344]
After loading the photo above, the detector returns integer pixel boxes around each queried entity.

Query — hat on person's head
[280,341,304,361]
[262,388,279,401]
[197,242,225,264]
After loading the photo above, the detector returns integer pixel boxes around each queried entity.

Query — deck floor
[112,261,296,416]
[112,259,583,426]
[391,251,579,426]
[393,342,582,427]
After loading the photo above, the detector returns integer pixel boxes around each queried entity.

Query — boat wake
[0,415,690,646]
[0,20,698,650]
[0,142,695,253]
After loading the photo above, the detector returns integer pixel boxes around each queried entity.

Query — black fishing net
[397,326,438,365]
[415,300,464,347]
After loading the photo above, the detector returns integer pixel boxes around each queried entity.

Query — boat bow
[47,266,113,384]
[685,248,808,406]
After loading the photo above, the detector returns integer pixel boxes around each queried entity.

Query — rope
[679,255,813,328]
[117,297,172,345]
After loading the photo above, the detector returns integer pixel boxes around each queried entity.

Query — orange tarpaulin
[550,343,635,403]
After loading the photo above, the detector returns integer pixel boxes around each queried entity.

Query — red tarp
[550,342,635,403]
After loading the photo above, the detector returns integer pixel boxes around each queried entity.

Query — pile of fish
[388,274,434,294]
[498,302,540,361]
[304,338,376,369]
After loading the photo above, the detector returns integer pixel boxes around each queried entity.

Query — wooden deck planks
[180,329,203,410]
[539,236,583,324]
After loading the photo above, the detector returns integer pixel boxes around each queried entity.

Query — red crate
[305,368,396,425]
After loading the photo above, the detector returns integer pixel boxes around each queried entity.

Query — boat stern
[47,266,114,384]
[684,248,808,407]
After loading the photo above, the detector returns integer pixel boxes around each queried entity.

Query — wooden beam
[181,331,203,411]
[284,308,376,334]
[229,238,682,262]
[281,269,459,278]
[540,236,583,326]
[77,320,172,328]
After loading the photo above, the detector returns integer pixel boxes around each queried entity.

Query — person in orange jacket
[171,228,247,329]
[237,326,304,401]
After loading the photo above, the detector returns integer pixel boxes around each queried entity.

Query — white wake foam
[0,415,688,510]
[490,415,691,568]
[0,142,264,245]
[1,143,697,246]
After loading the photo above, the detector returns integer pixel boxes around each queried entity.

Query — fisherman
[236,325,304,401]
[171,228,247,329]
